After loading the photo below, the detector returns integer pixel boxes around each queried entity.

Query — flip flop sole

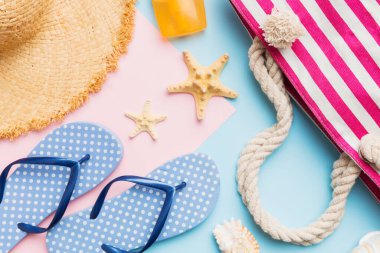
[0,122,123,252]
[46,153,220,253]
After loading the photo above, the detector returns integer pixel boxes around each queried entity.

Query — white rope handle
[237,37,361,246]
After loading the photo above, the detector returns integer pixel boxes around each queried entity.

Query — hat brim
[0,0,136,140]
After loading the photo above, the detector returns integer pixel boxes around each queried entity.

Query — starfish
[125,101,166,141]
[168,51,238,120]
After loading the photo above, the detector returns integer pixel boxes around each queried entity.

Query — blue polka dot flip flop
[46,153,220,253]
[0,122,123,253]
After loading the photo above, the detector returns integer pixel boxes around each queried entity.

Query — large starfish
[168,51,238,120]
[125,101,166,141]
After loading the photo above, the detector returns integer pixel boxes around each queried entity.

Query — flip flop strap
[0,154,90,234]
[90,176,186,253]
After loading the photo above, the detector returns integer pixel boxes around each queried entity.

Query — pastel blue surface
[0,122,123,253]
[46,153,220,253]
[138,1,380,252]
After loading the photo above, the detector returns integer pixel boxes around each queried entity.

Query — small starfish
[168,51,238,120]
[125,101,166,141]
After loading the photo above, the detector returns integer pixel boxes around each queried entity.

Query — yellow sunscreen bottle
[152,0,207,37]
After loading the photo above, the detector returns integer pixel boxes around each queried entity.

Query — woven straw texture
[0,0,136,140]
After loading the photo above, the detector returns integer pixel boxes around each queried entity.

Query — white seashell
[213,219,259,253]
[352,232,380,253]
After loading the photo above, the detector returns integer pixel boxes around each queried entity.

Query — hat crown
[0,0,49,49]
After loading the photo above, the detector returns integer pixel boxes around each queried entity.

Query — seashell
[213,219,259,253]
[352,232,380,253]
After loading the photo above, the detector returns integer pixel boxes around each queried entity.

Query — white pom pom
[261,8,305,49]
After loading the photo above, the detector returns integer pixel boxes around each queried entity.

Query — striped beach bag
[230,0,380,246]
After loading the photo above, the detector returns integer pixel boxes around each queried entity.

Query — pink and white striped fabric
[230,0,380,200]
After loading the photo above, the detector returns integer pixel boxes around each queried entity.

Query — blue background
[138,1,380,252]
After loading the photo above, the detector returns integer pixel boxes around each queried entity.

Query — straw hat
[0,0,136,140]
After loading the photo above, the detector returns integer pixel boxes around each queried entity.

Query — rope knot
[261,8,304,49]
[359,134,380,171]
[238,38,361,246]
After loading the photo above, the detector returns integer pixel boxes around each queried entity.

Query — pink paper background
[0,11,235,252]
